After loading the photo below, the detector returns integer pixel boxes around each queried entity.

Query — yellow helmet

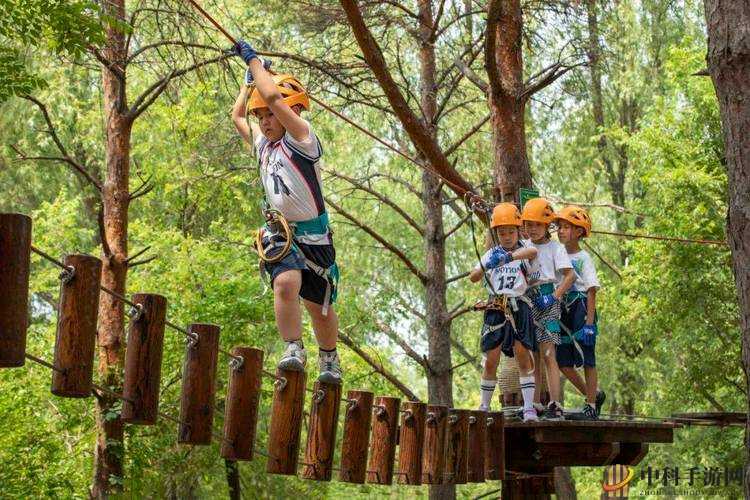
[491,203,522,228]
[521,198,556,224]
[247,74,310,113]
[556,205,592,237]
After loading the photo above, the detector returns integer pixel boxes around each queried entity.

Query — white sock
[520,376,535,411]
[480,379,496,408]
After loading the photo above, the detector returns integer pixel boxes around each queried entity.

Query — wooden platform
[504,419,676,471]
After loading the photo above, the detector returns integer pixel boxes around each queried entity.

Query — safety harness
[255,209,339,316]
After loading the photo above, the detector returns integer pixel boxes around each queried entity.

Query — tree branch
[129,53,232,120]
[326,197,427,282]
[338,331,421,401]
[324,169,424,236]
[520,61,586,101]
[444,113,490,157]
[375,319,431,372]
[449,337,481,372]
[17,96,102,191]
[446,271,470,283]
[339,0,474,198]
[484,0,504,102]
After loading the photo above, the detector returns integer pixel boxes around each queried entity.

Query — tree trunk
[703,1,750,496]
[486,0,532,203]
[91,0,131,496]
[417,1,455,498]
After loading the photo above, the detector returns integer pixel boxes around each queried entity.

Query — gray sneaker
[278,341,306,371]
[318,350,342,384]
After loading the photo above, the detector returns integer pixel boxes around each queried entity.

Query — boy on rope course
[231,40,341,384]
[521,198,575,420]
[469,203,539,422]
[555,206,606,419]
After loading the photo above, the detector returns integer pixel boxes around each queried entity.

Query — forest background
[0,0,743,498]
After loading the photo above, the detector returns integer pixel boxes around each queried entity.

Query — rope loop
[128,303,144,322]
[373,404,386,418]
[229,355,244,371]
[186,332,199,349]
[274,376,288,392]
[313,388,326,404]
[59,265,75,285]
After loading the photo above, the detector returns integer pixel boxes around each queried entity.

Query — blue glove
[234,39,258,64]
[533,294,558,310]
[579,324,597,346]
[482,246,512,269]
[244,59,272,85]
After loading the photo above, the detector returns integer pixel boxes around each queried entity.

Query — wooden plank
[302,380,342,481]
[0,213,31,368]
[339,390,374,484]
[266,368,306,475]
[397,401,426,485]
[508,442,621,469]
[178,323,220,445]
[444,409,469,484]
[52,254,101,397]
[467,410,487,483]
[485,411,505,480]
[421,404,448,484]
[611,442,649,466]
[221,347,263,461]
[367,396,400,485]
[528,422,673,444]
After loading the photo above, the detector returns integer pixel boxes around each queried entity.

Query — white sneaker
[278,341,306,371]
[318,350,342,384]
[523,408,539,422]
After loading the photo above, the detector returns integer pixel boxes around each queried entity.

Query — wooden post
[502,471,553,500]
[367,396,400,485]
[266,368,306,475]
[397,401,426,485]
[121,294,167,424]
[421,404,448,484]
[178,323,220,444]
[221,347,263,461]
[467,410,487,483]
[0,213,31,368]
[444,409,469,484]
[51,254,102,397]
[339,390,374,484]
[485,411,505,480]
[302,380,342,481]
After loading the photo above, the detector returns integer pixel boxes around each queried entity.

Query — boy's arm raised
[236,40,310,143]
[231,85,260,144]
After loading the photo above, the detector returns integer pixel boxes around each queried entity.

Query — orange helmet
[556,205,592,237]
[491,203,522,228]
[247,74,310,113]
[521,198,556,224]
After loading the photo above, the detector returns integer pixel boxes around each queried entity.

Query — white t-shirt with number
[254,119,325,223]
[568,250,600,292]
[476,249,530,298]
[522,239,572,287]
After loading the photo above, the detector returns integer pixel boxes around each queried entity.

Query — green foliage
[0,0,107,101]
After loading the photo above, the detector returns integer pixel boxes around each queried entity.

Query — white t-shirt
[254,120,325,222]
[568,250,600,292]
[476,248,530,298]
[522,239,572,287]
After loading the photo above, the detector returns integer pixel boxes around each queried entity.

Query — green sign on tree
[519,188,540,208]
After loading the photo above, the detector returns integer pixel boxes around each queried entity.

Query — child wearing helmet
[521,198,576,420]
[231,40,341,384]
[555,206,605,419]
[469,203,539,421]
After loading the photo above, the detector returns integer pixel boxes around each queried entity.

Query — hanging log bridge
[0,212,677,496]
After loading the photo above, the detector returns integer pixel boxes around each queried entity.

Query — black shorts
[262,232,338,306]
[557,295,596,367]
[480,299,535,357]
